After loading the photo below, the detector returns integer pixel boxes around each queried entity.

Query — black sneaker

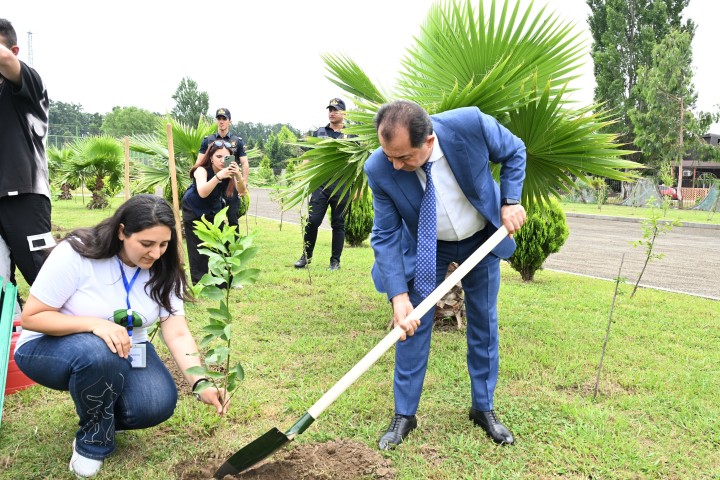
[328,260,340,271]
[294,255,311,268]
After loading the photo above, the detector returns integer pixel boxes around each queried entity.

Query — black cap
[326,98,346,111]
[215,108,231,120]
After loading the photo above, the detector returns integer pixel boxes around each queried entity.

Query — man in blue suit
[364,100,527,450]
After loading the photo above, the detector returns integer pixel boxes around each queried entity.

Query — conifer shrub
[508,199,569,281]
[345,189,374,247]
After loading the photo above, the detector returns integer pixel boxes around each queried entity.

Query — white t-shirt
[16,240,184,350]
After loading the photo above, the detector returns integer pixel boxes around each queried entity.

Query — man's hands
[391,293,421,341]
[500,204,527,235]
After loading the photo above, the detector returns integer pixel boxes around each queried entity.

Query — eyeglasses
[213,140,232,148]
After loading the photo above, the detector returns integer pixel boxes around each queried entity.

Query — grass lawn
[1,199,718,479]
[560,200,720,225]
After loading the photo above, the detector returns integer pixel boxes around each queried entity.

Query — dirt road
[246,188,720,300]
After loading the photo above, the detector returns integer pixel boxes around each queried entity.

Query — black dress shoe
[294,255,311,268]
[378,414,417,450]
[469,408,514,445]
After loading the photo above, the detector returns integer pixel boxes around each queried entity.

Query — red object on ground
[4,320,36,395]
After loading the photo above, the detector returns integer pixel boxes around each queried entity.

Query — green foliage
[101,106,160,137]
[171,77,210,126]
[47,146,77,200]
[252,155,276,186]
[629,30,715,172]
[186,207,260,405]
[587,176,608,210]
[65,135,124,209]
[508,200,570,281]
[282,0,641,210]
[238,194,250,218]
[587,0,693,154]
[630,196,681,297]
[129,116,216,201]
[48,99,103,146]
[344,189,373,247]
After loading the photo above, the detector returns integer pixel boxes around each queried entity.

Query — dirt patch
[174,439,395,480]
[163,354,192,395]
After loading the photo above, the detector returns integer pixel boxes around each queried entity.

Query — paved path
[544,214,719,300]
[246,188,720,300]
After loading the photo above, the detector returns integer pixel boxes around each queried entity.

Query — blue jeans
[15,334,178,460]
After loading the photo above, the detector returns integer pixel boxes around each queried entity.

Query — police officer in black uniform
[294,98,353,271]
[198,107,249,226]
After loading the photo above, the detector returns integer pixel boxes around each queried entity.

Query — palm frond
[290,0,641,212]
[321,54,388,105]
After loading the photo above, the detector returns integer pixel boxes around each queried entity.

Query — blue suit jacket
[364,107,526,299]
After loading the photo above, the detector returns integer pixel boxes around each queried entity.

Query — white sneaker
[69,440,103,478]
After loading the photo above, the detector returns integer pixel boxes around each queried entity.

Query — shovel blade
[214,427,290,478]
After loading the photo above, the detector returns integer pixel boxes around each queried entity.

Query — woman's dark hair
[374,100,433,148]
[64,194,189,313]
[190,143,236,197]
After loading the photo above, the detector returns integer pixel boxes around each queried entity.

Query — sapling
[185,207,260,407]
[630,196,681,298]
[594,254,625,400]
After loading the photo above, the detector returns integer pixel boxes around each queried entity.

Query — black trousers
[0,193,53,286]
[303,181,350,263]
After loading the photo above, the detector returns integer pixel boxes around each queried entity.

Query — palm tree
[129,116,216,201]
[47,146,77,200]
[282,0,640,209]
[66,136,124,209]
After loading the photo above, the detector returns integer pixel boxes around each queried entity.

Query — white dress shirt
[416,138,488,241]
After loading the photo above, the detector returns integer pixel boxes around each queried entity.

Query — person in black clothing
[294,98,352,271]
[0,18,54,287]
[198,107,249,226]
[182,141,245,284]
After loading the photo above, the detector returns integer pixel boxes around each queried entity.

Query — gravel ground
[246,188,720,300]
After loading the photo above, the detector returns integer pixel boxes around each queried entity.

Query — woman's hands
[217,161,241,181]
[197,385,230,416]
[91,320,132,358]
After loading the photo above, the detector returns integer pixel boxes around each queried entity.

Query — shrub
[238,194,250,218]
[345,189,373,247]
[508,199,569,281]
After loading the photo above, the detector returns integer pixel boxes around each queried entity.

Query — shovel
[214,225,510,478]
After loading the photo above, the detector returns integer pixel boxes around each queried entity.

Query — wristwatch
[501,198,520,206]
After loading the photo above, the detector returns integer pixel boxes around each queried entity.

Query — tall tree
[101,106,160,137]
[629,30,718,192]
[587,0,693,160]
[170,77,209,126]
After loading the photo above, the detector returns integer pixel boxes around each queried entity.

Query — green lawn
[560,199,720,225]
[1,200,718,479]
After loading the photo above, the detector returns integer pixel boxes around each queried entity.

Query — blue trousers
[394,227,501,415]
[15,334,178,460]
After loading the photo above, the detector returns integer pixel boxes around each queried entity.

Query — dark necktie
[415,161,436,298]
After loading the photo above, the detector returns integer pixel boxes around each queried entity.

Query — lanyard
[117,256,141,337]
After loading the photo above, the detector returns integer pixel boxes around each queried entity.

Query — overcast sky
[4,0,719,132]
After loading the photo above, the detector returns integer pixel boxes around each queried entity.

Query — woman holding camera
[181,140,246,284]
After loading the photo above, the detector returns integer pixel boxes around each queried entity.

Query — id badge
[129,344,147,368]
